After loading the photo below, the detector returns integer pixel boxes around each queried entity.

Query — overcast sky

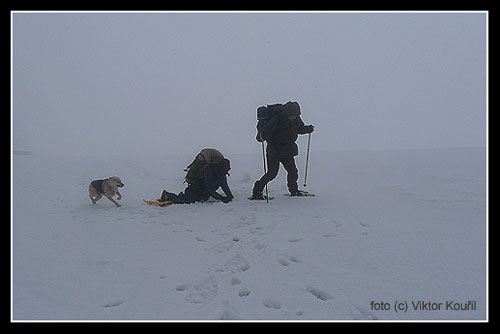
[12,11,487,156]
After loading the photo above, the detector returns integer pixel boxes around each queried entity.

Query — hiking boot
[250,192,267,200]
[159,190,168,202]
[251,180,267,200]
[160,190,178,202]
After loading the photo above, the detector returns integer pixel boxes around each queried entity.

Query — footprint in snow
[359,222,370,236]
[306,286,333,301]
[253,240,267,251]
[278,258,290,266]
[231,277,242,285]
[184,275,218,305]
[218,301,241,320]
[207,240,238,254]
[238,288,251,297]
[217,254,251,274]
[250,225,275,237]
[263,299,282,309]
[278,254,301,267]
[353,305,378,320]
[175,283,191,292]
[288,238,302,243]
[103,299,125,308]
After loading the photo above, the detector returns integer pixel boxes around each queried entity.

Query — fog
[12,11,487,156]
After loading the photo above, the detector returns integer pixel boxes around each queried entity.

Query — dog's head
[108,176,124,188]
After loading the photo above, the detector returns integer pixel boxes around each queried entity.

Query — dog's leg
[90,192,102,204]
[89,185,100,204]
[116,190,122,200]
[95,193,102,203]
[105,195,121,207]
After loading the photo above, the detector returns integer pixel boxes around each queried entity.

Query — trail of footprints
[173,213,293,313]
[171,212,374,319]
[175,253,254,308]
[101,211,375,318]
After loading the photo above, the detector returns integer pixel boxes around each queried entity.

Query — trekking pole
[303,133,311,187]
[261,140,269,203]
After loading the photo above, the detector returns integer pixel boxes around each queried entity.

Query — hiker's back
[185,148,225,185]
[256,101,303,145]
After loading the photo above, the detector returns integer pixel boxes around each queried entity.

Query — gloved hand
[304,125,314,133]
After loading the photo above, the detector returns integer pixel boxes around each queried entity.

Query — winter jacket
[165,158,233,204]
[257,107,311,158]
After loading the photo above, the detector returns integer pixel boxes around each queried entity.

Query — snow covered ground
[12,147,487,321]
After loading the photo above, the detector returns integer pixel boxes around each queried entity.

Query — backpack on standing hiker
[255,103,285,140]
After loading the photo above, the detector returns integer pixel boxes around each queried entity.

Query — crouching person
[160,148,234,204]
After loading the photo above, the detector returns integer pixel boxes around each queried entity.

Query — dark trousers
[253,154,299,195]
[161,183,210,204]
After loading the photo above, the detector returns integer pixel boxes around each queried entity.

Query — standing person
[251,101,314,199]
[160,148,233,204]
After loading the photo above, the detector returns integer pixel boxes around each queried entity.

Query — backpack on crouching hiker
[184,148,225,185]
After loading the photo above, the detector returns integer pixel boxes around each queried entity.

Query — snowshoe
[143,199,174,206]
[287,190,315,197]
[248,194,274,200]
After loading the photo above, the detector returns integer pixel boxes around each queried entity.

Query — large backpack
[184,148,225,185]
[256,103,284,132]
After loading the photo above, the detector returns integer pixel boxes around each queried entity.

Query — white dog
[89,176,124,207]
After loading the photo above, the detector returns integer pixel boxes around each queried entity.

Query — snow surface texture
[12,148,486,321]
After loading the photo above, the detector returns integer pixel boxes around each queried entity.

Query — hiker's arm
[220,176,233,201]
[297,116,314,134]
[203,170,230,202]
